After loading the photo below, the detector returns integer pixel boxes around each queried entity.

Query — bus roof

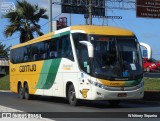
[11,25,134,49]
[71,25,134,36]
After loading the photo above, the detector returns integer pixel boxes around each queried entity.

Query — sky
[0,0,160,59]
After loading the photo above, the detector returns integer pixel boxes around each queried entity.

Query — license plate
[117,93,127,97]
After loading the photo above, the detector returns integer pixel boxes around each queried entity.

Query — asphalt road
[144,72,160,78]
[0,91,160,121]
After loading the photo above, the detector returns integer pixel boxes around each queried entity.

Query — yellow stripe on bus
[99,79,125,87]
[71,25,134,36]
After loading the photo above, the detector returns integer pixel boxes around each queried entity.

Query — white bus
[10,25,144,106]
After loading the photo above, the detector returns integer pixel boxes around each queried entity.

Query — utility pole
[89,0,92,25]
[49,0,53,32]
[84,14,89,25]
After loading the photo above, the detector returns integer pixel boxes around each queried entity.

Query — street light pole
[89,0,92,25]
[49,0,53,32]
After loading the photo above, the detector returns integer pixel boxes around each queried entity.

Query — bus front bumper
[89,84,144,100]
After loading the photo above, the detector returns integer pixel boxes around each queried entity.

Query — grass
[0,75,10,90]
[144,78,160,91]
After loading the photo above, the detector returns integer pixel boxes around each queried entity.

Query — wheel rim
[24,85,29,99]
[69,91,75,102]
[68,85,76,104]
[25,88,28,98]
[19,86,23,98]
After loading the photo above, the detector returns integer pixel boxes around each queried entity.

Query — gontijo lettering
[19,64,36,72]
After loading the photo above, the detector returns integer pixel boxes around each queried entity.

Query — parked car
[143,58,160,72]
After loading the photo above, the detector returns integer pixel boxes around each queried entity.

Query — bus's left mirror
[79,41,94,58]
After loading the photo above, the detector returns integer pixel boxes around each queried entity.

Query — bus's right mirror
[79,41,94,58]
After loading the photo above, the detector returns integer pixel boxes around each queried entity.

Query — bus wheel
[24,83,31,100]
[68,84,79,106]
[109,100,121,106]
[18,84,24,99]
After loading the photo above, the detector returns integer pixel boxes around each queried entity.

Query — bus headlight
[88,80,105,89]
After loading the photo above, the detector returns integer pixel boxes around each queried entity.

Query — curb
[125,99,160,105]
[126,91,160,105]
[0,90,11,92]
[144,91,160,101]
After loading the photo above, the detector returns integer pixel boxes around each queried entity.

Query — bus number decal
[11,68,16,72]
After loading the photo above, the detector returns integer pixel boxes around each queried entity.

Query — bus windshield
[91,35,143,80]
[72,33,143,80]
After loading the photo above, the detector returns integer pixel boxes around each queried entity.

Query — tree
[3,0,48,43]
[0,42,10,57]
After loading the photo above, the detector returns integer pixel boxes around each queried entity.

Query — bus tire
[18,83,24,99]
[24,83,31,100]
[109,100,121,106]
[68,84,79,106]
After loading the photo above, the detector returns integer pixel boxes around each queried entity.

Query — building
[0,56,9,75]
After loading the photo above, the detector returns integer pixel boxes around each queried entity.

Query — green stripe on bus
[43,59,61,89]
[36,60,52,89]
[60,31,70,36]
[51,31,70,39]
[36,59,61,89]
[52,34,60,38]
[124,79,142,86]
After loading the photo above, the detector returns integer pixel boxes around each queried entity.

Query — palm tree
[3,0,48,43]
[0,42,10,57]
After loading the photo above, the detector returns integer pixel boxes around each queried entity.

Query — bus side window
[19,47,24,63]
[33,54,38,61]
[49,39,57,58]
[43,53,47,59]
[11,49,17,64]
[24,56,28,62]
[44,41,49,59]
[23,47,28,62]
[78,45,90,74]
[31,44,38,61]
[37,42,44,60]
[11,50,15,63]
[59,35,74,61]
[50,51,54,58]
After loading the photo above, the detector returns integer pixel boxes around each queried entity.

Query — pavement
[0,90,160,120]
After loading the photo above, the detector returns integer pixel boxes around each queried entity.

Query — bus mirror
[79,41,94,58]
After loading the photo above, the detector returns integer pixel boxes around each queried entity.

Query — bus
[10,25,144,106]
